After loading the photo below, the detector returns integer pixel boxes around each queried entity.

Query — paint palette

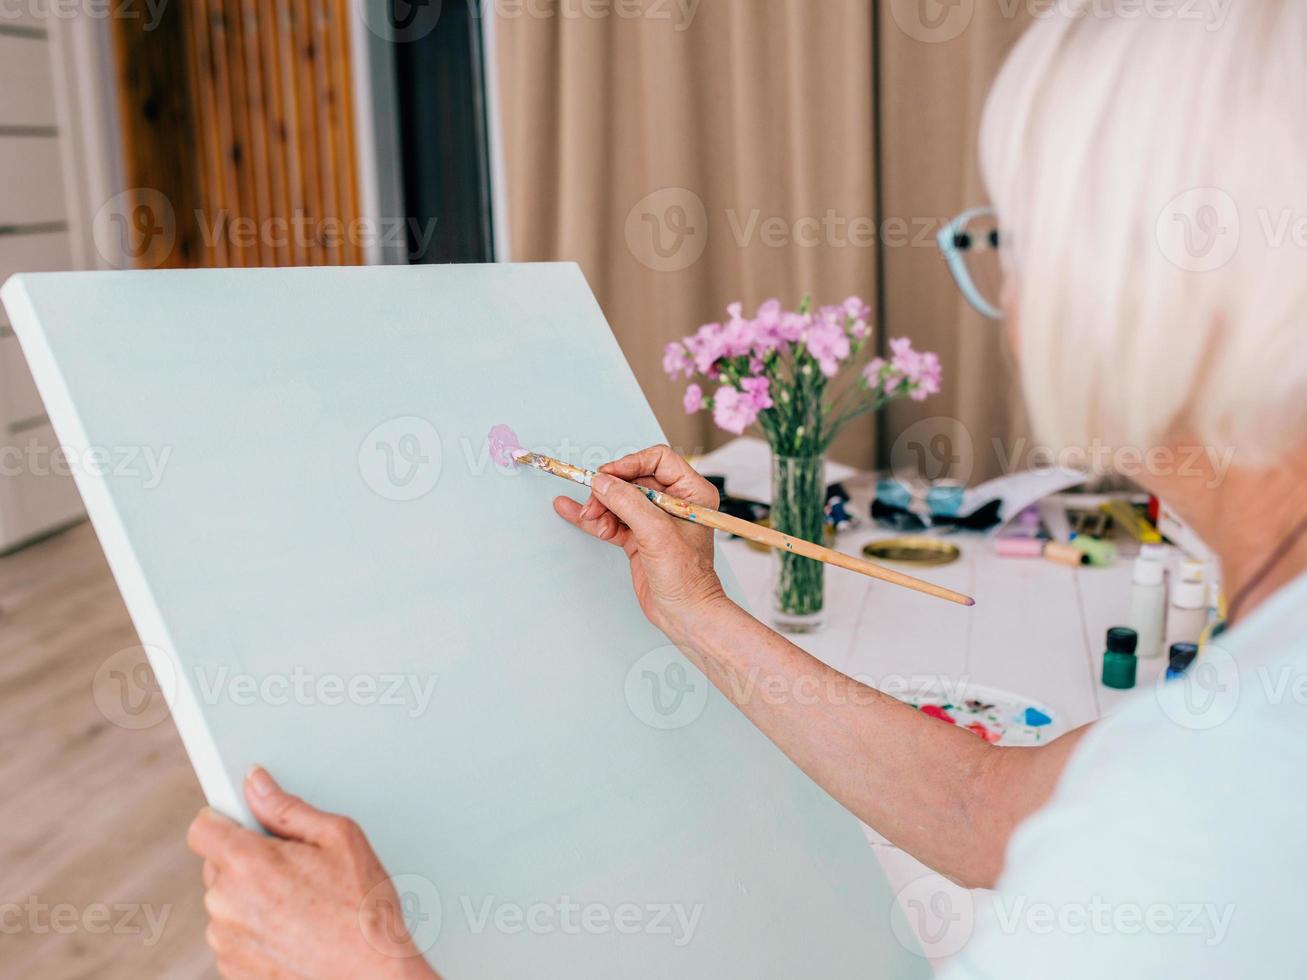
[900,682,1064,746]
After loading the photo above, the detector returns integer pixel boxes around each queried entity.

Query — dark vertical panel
[110,0,203,268]
[392,0,495,264]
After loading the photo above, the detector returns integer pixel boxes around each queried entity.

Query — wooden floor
[0,521,214,979]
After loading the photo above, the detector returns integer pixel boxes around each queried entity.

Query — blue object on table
[925,483,964,517]
[876,479,913,511]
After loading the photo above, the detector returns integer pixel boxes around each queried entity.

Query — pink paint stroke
[487,424,524,468]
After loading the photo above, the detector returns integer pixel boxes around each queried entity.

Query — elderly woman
[187,4,1307,977]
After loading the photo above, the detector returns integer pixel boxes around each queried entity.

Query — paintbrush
[513,449,975,608]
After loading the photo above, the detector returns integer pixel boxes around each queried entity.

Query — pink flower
[686,323,726,374]
[712,385,760,435]
[683,383,704,414]
[862,356,887,392]
[844,296,872,341]
[805,315,851,377]
[721,312,756,358]
[777,311,807,344]
[662,341,690,379]
[867,338,942,401]
[740,375,773,410]
[912,351,943,400]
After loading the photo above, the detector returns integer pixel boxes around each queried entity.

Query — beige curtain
[495,0,1030,478]
[877,2,1032,483]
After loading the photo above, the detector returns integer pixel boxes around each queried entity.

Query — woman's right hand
[553,444,731,644]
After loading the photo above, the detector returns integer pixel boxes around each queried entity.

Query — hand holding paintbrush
[490,430,975,608]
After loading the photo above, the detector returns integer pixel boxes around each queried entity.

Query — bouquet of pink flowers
[663,296,941,456]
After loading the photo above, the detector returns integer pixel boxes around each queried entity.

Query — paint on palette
[903,684,1062,747]
[488,424,523,468]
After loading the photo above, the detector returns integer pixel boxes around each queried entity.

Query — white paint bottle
[1128,547,1167,659]
[1167,577,1209,649]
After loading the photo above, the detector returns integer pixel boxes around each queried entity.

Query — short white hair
[980,1,1307,466]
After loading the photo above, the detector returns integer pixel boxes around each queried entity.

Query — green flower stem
[772,454,825,619]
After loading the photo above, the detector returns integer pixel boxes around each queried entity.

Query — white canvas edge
[1,273,250,823]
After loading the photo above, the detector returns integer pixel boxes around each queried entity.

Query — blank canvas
[1,263,926,978]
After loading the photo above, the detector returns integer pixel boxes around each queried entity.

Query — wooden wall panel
[112,0,362,269]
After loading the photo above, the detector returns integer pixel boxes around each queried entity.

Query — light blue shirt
[944,570,1307,978]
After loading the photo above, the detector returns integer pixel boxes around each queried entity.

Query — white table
[707,454,1166,968]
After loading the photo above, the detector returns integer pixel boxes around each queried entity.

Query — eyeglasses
[937,207,1004,320]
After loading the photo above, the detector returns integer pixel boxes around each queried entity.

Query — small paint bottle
[1166,577,1208,649]
[1127,549,1167,658]
[1166,642,1199,681]
[1102,626,1139,689]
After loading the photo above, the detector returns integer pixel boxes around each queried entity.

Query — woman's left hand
[187,767,440,980]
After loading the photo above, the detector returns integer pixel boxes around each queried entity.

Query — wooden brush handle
[515,451,975,607]
[649,490,975,608]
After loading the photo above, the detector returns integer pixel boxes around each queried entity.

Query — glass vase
[770,453,825,633]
